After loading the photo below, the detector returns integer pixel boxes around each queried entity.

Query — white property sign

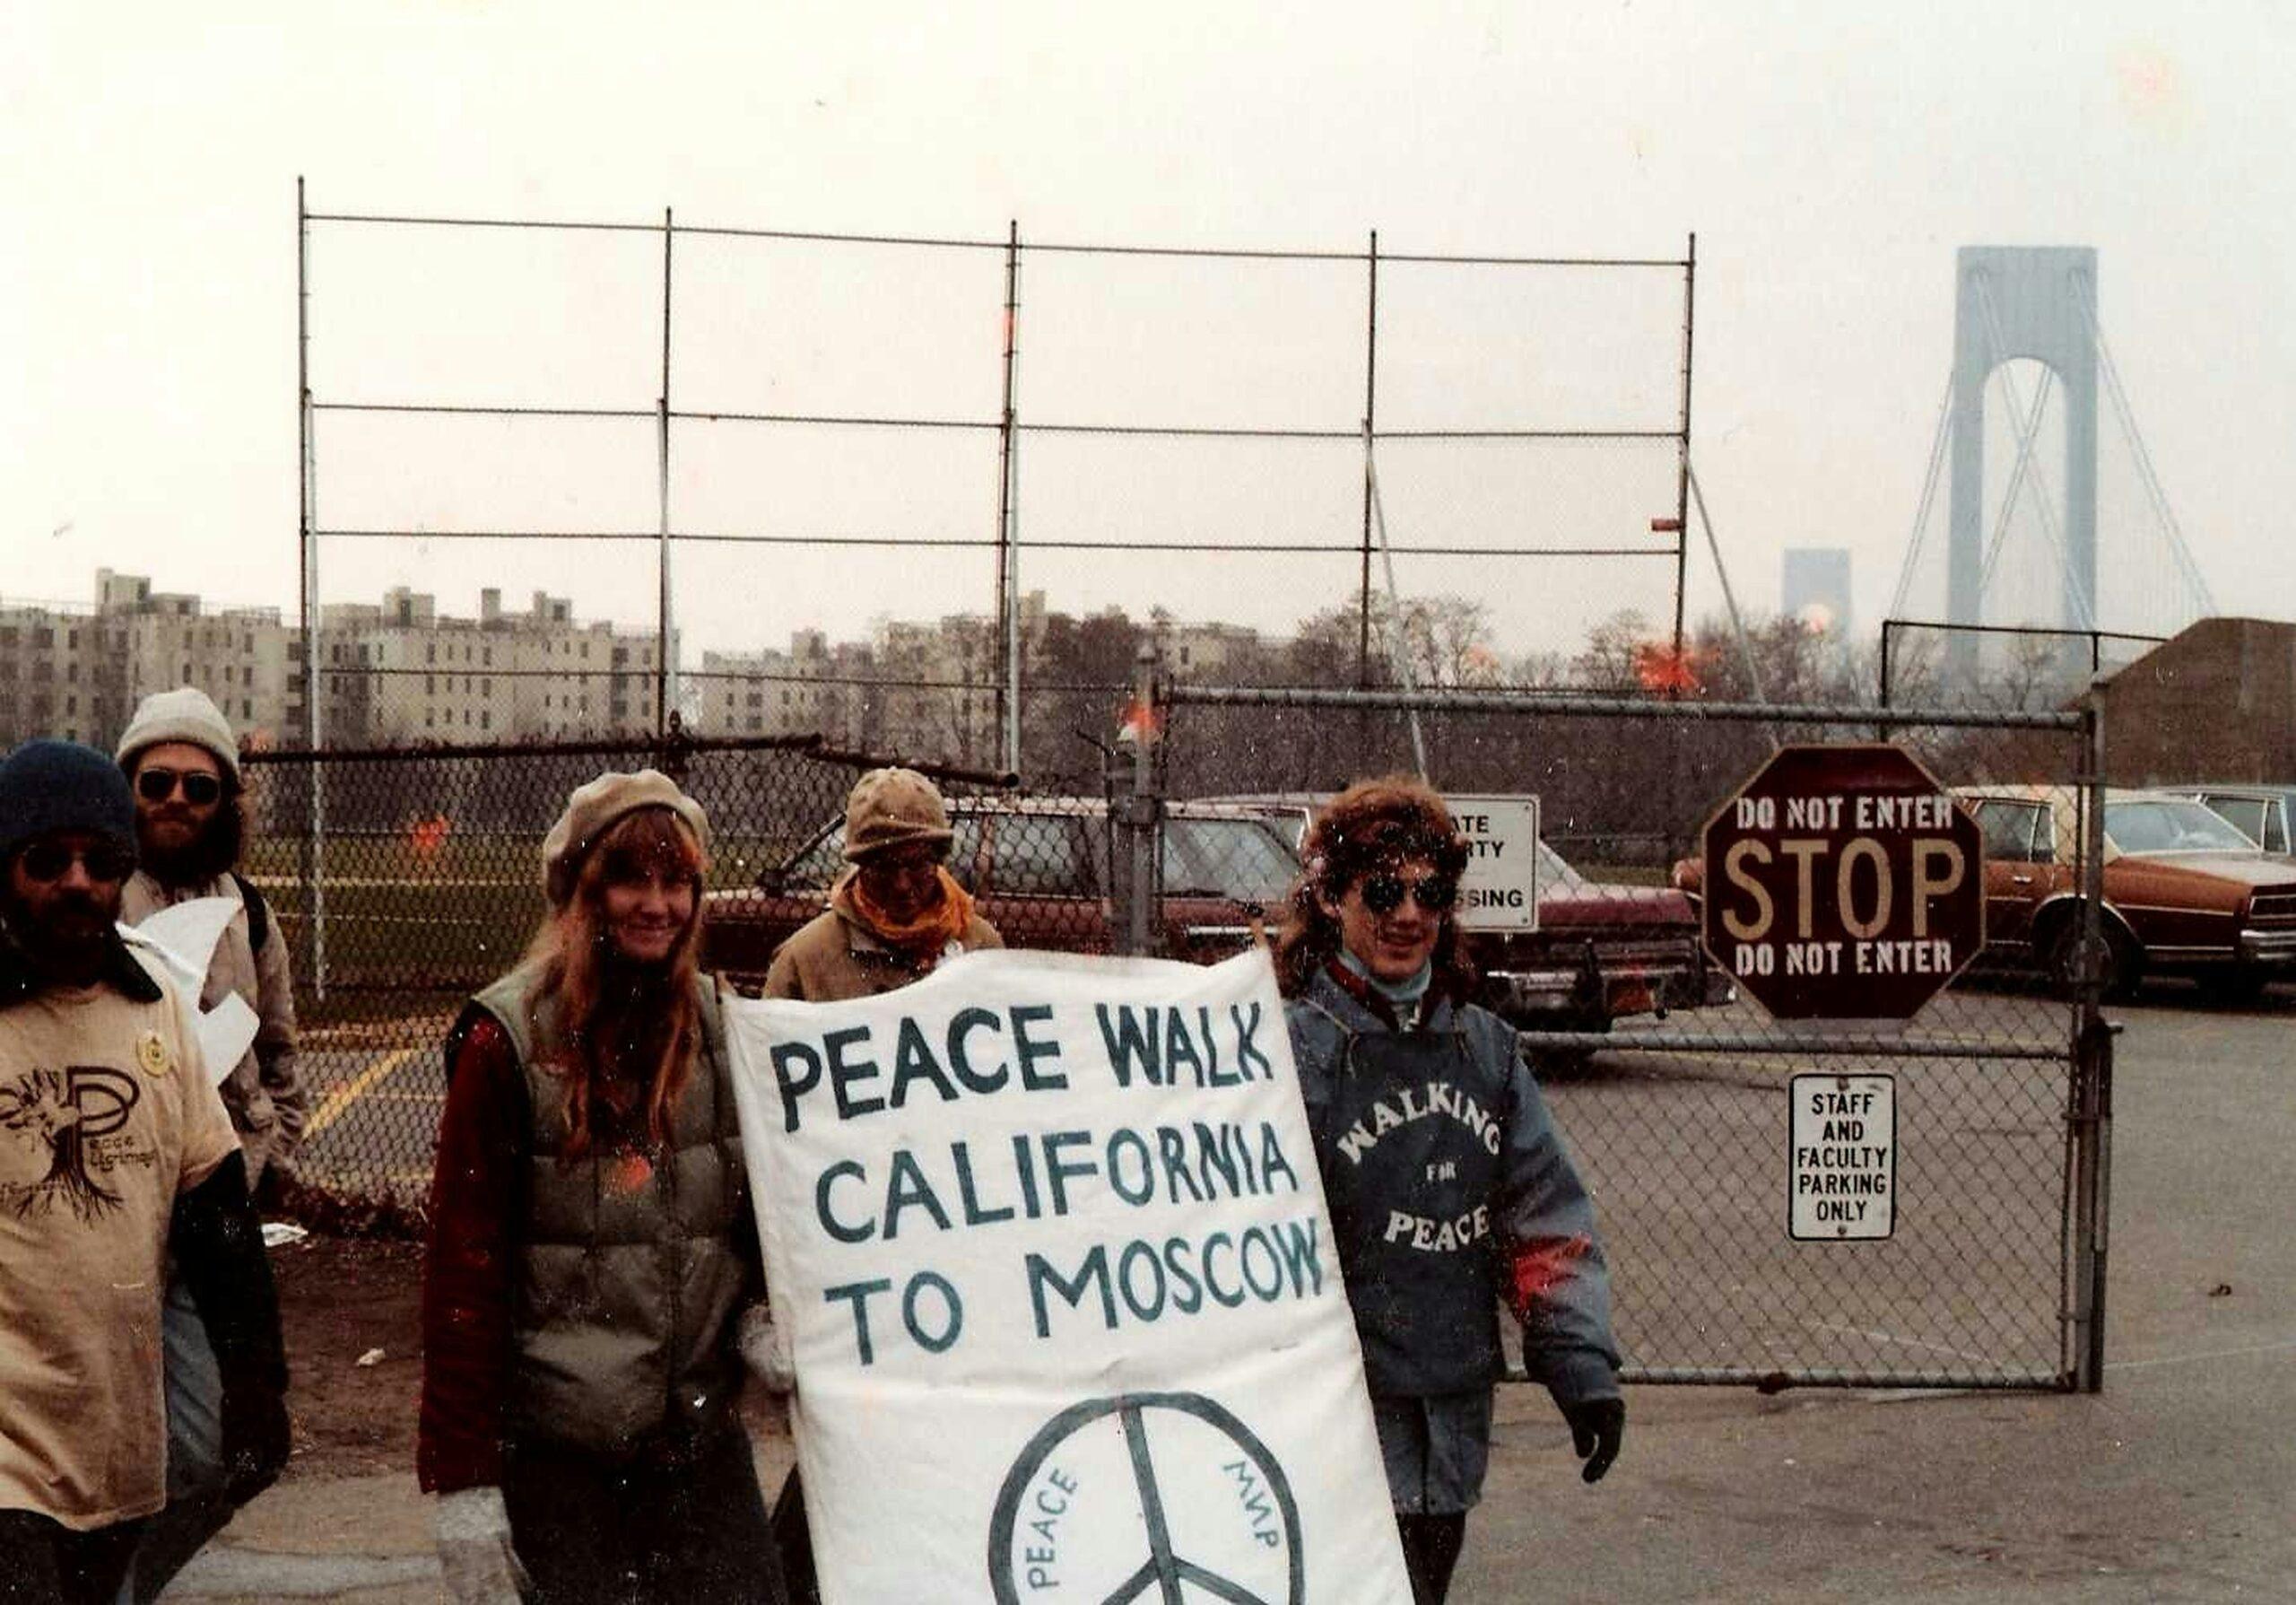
[724,948,1411,1605]
[1447,793,1541,933]
[1789,1074,1897,1240]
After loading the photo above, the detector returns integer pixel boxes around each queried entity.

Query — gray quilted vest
[465,964,752,1459]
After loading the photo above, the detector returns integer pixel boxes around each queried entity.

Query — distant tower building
[1782,548,1853,638]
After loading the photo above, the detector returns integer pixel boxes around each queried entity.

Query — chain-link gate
[1115,669,2113,1393]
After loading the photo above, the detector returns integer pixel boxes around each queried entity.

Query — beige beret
[542,768,708,905]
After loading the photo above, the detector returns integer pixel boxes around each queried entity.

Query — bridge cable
[2071,275,2218,619]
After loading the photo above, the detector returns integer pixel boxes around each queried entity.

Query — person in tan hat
[418,771,788,1605]
[113,687,303,1604]
[757,767,1003,1602]
[762,767,1003,1002]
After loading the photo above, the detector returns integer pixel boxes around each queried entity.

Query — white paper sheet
[132,896,241,981]
[121,897,260,1084]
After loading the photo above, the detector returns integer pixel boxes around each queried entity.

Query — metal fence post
[656,207,674,741]
[996,220,1022,775]
[296,177,328,1003]
[1117,641,1163,958]
[2069,685,2114,1391]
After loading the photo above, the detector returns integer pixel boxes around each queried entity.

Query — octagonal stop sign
[1701,744,1985,1020]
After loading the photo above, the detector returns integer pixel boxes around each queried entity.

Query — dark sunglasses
[136,768,223,807]
[1359,873,1457,915]
[17,842,135,884]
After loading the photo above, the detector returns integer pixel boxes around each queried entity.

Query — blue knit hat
[0,739,139,867]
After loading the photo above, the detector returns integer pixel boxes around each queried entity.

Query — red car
[1478,839,1735,1036]
[703,797,1306,986]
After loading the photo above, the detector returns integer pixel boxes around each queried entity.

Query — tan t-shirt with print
[0,952,238,1530]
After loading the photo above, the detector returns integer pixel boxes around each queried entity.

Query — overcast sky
[5,3,2290,662]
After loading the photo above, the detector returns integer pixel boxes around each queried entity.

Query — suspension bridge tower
[1948,247,2098,675]
[1890,245,2215,691]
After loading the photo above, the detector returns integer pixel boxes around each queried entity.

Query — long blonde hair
[522,807,708,1158]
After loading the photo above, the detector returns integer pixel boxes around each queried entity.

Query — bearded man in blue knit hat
[0,740,290,1604]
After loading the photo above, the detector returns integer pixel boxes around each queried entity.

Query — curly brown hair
[1273,774,1478,999]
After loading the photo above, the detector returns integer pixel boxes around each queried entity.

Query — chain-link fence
[1879,618,2164,713]
[1118,674,2115,1392]
[244,677,2124,1393]
[243,725,1318,1223]
[241,732,1033,1217]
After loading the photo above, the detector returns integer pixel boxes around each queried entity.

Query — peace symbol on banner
[988,1392,1305,1605]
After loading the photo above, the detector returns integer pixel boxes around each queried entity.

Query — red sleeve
[417,1014,526,1493]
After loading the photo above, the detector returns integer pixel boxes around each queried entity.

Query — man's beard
[0,884,122,984]
[138,799,243,888]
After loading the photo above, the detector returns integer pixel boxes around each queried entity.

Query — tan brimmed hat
[842,767,953,861]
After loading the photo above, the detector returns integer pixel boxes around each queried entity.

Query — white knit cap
[116,685,239,781]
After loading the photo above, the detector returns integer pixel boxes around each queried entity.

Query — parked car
[1474,839,1735,1037]
[2169,783,2296,856]
[703,797,1309,985]
[1960,785,2296,1000]
[706,794,1733,1048]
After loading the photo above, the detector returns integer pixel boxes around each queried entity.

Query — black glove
[1562,1396,1624,1483]
[220,1382,292,1505]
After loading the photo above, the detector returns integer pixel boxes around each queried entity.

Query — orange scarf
[832,865,977,959]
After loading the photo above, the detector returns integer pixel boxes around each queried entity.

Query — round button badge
[135,1029,174,1077]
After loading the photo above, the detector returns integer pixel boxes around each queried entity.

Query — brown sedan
[1959,785,2296,1000]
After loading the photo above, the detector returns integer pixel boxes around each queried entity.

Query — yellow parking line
[305,1045,420,1141]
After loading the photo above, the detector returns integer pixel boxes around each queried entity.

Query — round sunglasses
[1358,872,1457,915]
[135,767,223,807]
[16,842,135,884]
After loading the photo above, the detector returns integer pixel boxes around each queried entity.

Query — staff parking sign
[1790,1074,1896,1240]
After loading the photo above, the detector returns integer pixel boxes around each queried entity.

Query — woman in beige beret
[418,770,787,1605]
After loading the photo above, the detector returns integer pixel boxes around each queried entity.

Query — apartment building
[0,601,119,746]
[109,571,299,742]
[695,628,874,746]
[0,570,1213,769]
[0,571,300,750]
[310,585,664,745]
[1161,618,1264,679]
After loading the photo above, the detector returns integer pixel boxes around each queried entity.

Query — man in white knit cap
[111,687,303,1603]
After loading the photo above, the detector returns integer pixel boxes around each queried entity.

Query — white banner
[725,947,1410,1605]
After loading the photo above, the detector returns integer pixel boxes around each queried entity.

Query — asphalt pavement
[165,993,2295,1602]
